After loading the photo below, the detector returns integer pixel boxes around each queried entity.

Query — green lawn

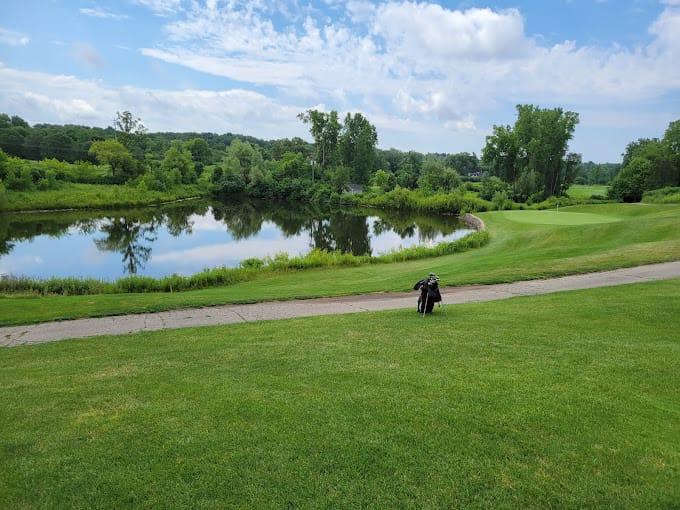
[1,203,678,326]
[1,280,678,508]
[500,209,621,225]
[567,184,610,199]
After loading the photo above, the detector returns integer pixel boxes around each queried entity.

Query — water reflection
[0,199,472,279]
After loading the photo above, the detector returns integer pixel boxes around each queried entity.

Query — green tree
[663,120,680,185]
[10,115,29,128]
[113,111,147,161]
[339,112,378,184]
[483,105,580,199]
[417,159,462,194]
[609,157,653,202]
[445,152,480,176]
[161,143,196,184]
[186,138,211,173]
[88,139,137,182]
[326,165,351,193]
[298,110,341,173]
[370,169,396,192]
[0,127,26,158]
[225,139,264,184]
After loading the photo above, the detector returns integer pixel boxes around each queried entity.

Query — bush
[642,186,680,204]
[417,160,462,194]
[609,157,652,202]
[492,191,512,210]
[350,187,491,215]
[0,183,7,210]
[479,176,511,201]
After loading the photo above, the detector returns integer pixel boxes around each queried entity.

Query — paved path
[2,261,679,347]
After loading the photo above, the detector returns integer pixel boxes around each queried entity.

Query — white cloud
[132,0,184,16]
[372,4,531,61]
[0,27,29,46]
[138,1,680,129]
[2,1,680,159]
[0,62,306,138]
[80,7,127,21]
[79,7,128,20]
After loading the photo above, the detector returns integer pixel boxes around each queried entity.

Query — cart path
[2,261,680,347]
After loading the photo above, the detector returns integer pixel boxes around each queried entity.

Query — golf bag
[413,274,442,314]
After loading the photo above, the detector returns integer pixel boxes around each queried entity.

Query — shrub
[492,191,512,210]
[0,183,7,210]
[642,186,680,204]
[479,176,511,201]
[609,157,652,202]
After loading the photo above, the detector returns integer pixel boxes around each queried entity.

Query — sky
[0,0,679,162]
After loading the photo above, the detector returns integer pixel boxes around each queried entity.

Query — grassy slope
[567,184,610,199]
[1,280,678,508]
[2,183,206,212]
[1,203,678,326]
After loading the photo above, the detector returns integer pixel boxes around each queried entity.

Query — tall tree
[186,137,211,174]
[339,113,378,184]
[297,110,341,173]
[482,105,580,199]
[113,111,148,159]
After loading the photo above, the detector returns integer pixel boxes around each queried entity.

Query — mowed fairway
[1,280,679,508]
[1,203,678,326]
[500,209,621,225]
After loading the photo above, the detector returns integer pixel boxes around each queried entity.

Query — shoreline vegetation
[0,220,489,296]
[1,182,207,213]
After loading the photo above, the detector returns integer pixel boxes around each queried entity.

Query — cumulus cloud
[0,62,306,138]
[138,0,680,129]
[372,4,531,61]
[3,0,680,158]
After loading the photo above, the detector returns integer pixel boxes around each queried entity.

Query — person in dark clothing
[413,273,442,314]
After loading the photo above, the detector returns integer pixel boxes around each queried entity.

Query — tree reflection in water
[0,199,467,276]
[94,204,202,274]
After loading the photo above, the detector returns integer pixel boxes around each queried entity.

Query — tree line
[3,106,675,205]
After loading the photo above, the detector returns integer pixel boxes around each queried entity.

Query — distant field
[567,184,610,199]
[1,279,678,508]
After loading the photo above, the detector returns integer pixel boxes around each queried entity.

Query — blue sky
[1,0,679,162]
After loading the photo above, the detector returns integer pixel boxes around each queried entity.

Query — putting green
[500,210,622,225]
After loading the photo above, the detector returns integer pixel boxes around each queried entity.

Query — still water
[0,199,473,280]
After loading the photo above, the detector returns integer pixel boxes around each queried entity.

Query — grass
[1,182,207,212]
[499,210,621,225]
[1,202,678,326]
[643,186,680,204]
[567,184,610,199]
[0,279,678,508]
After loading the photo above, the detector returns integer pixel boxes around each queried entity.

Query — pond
[0,199,473,280]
